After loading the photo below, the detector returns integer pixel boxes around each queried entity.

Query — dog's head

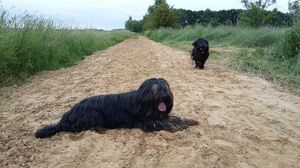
[137,78,174,120]
[192,38,209,54]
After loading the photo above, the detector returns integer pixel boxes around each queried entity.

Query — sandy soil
[1,37,300,168]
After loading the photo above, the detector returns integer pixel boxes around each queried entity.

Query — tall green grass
[145,25,287,48]
[0,8,135,86]
[278,24,300,59]
[225,49,300,92]
[145,25,300,94]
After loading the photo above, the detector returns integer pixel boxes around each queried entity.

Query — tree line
[125,0,300,32]
[176,8,292,27]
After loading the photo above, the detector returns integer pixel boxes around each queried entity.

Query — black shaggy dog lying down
[35,78,199,138]
[191,38,210,69]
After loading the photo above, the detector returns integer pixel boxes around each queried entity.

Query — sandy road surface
[1,37,300,168]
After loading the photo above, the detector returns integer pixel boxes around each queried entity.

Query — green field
[145,25,300,94]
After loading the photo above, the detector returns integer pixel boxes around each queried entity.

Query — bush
[278,23,300,59]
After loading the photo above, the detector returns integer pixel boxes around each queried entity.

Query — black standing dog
[191,38,209,69]
[35,78,198,138]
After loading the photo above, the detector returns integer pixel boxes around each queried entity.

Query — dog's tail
[35,124,61,138]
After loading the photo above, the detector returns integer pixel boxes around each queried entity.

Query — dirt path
[1,37,300,168]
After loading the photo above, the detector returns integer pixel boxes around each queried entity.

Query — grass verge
[0,8,136,86]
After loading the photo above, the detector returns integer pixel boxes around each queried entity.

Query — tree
[239,0,277,27]
[289,0,300,15]
[147,0,167,13]
[125,16,142,33]
[289,0,300,23]
[241,0,276,9]
[142,0,178,30]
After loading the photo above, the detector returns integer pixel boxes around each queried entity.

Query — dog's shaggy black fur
[35,78,198,138]
[191,38,210,69]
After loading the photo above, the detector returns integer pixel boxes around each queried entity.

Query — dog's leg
[133,117,199,132]
[132,120,164,132]
[194,60,203,69]
[198,63,204,69]
[158,116,199,132]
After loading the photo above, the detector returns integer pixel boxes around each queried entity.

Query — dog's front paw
[161,116,199,132]
[180,117,200,126]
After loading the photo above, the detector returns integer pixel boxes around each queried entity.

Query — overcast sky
[1,0,290,30]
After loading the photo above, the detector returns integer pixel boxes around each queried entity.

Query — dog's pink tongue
[158,102,167,112]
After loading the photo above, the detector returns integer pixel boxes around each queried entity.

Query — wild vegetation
[125,0,300,94]
[144,25,287,47]
[145,24,300,94]
[0,8,135,86]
